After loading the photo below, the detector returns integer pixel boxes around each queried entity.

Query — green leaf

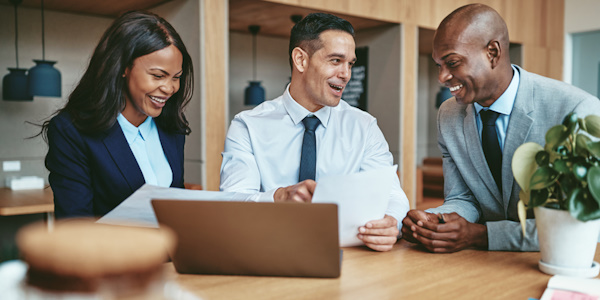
[579,118,587,132]
[589,166,600,205]
[585,115,600,138]
[530,188,549,207]
[572,162,589,181]
[575,134,591,157]
[518,200,527,236]
[512,142,544,191]
[553,159,570,174]
[587,140,600,158]
[530,166,559,190]
[559,173,578,197]
[535,151,550,166]
[562,112,578,135]
[568,188,600,221]
[545,125,571,150]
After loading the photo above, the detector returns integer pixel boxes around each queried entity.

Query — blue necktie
[298,116,320,182]
[480,110,502,192]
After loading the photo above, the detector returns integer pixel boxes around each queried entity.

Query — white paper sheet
[97,184,251,228]
[312,165,397,247]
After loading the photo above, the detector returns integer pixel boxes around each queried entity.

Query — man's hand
[273,180,317,203]
[357,215,399,252]
[401,209,440,243]
[410,212,488,253]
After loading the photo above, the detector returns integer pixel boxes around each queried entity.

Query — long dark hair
[42,10,193,136]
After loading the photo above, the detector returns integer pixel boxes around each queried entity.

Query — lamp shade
[244,81,265,106]
[28,59,61,97]
[3,68,32,101]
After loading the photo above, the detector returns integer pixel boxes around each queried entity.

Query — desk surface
[0,187,54,216]
[169,240,600,300]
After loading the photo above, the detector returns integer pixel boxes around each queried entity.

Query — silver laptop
[151,199,341,278]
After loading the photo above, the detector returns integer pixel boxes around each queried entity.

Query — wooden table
[168,240,600,300]
[0,187,54,225]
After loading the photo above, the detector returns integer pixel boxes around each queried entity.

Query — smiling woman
[38,11,194,219]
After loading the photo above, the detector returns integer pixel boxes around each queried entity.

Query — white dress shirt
[117,113,173,187]
[474,65,521,151]
[220,86,410,224]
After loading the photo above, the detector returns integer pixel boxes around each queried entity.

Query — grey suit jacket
[428,65,600,251]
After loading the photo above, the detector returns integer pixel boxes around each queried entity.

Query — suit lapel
[158,127,181,186]
[464,104,503,204]
[103,122,145,191]
[502,67,534,210]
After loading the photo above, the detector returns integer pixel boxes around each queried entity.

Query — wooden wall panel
[202,0,227,191]
[401,23,418,209]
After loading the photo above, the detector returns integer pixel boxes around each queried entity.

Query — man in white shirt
[220,13,410,251]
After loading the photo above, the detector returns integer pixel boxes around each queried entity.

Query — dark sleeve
[45,115,94,218]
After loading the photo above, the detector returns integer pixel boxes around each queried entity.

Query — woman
[42,11,193,218]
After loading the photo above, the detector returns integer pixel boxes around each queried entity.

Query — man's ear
[291,47,308,73]
[487,40,501,69]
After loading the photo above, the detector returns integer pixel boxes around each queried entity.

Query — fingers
[365,215,397,229]
[274,180,317,203]
[358,234,398,252]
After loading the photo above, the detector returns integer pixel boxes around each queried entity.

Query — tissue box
[6,176,45,190]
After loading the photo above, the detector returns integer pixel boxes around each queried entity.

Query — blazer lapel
[464,104,503,204]
[103,122,145,191]
[158,128,181,187]
[502,67,534,211]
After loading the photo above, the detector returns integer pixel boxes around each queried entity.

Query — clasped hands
[274,180,399,252]
[401,210,488,253]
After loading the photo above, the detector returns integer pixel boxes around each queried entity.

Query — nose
[339,64,351,81]
[438,67,452,84]
[159,80,175,95]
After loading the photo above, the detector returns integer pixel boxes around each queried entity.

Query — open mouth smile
[149,95,167,103]
[329,83,344,92]
[449,84,463,92]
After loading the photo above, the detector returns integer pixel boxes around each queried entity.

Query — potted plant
[512,112,600,277]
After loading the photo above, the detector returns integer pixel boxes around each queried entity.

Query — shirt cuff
[254,188,277,202]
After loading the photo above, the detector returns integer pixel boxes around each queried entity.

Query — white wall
[229,32,290,122]
[0,5,113,187]
[355,25,402,164]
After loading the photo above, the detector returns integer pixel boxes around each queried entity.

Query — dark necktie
[298,116,321,182]
[480,110,502,192]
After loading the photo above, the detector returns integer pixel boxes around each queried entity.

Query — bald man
[402,4,600,252]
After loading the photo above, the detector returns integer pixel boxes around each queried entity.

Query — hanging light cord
[41,0,45,60]
[14,3,19,68]
[252,32,257,81]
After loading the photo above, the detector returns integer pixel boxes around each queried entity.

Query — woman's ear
[292,47,308,73]
[487,40,501,69]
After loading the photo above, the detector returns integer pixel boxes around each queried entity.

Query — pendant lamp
[27,0,61,98]
[244,25,265,106]
[3,0,32,101]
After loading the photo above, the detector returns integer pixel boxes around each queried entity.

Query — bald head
[431,4,514,107]
[435,4,510,64]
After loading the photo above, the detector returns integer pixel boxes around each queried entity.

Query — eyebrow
[326,53,357,62]
[149,68,183,76]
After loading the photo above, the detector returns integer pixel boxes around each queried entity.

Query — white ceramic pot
[534,206,600,277]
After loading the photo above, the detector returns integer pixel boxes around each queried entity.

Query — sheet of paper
[97,184,252,228]
[312,165,397,247]
[540,275,600,300]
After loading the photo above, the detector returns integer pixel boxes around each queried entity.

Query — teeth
[329,84,343,91]
[449,84,463,92]
[149,96,166,103]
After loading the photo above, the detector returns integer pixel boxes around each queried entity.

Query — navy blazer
[46,112,185,219]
